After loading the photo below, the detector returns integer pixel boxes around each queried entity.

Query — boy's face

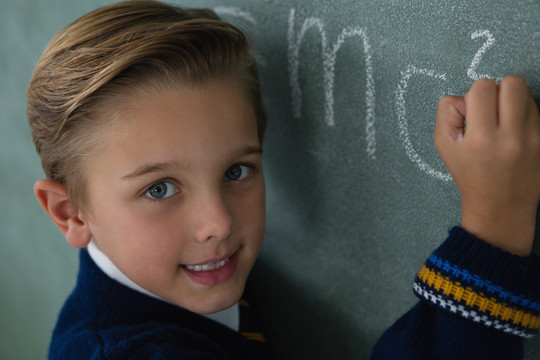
[81,81,265,314]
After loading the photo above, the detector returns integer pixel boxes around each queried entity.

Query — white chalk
[467,30,502,82]
[213,6,257,25]
[288,8,376,159]
[396,65,452,182]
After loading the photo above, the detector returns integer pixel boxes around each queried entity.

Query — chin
[204,289,244,314]
[181,284,245,315]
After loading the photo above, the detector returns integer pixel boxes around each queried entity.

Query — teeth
[185,257,229,272]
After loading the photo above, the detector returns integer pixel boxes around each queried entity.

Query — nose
[192,191,233,243]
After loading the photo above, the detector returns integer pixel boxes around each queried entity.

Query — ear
[34,179,92,248]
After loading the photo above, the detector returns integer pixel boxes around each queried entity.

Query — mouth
[181,250,239,286]
[184,257,231,272]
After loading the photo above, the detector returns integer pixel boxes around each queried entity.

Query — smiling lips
[182,251,239,286]
[185,257,230,271]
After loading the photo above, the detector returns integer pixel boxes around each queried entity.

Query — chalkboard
[1,0,539,359]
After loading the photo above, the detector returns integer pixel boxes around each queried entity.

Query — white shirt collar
[86,241,239,332]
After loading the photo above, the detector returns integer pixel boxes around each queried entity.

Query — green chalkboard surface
[1,0,539,359]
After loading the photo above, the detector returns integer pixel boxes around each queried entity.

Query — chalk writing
[287,8,376,159]
[396,65,452,182]
[395,30,502,181]
[214,7,507,182]
[213,6,257,25]
[467,30,502,82]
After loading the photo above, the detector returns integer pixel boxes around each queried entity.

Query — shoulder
[50,321,230,360]
[102,323,230,359]
[48,250,266,359]
[49,250,233,359]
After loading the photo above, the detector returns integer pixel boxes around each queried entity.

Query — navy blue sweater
[48,249,272,359]
[372,227,540,359]
[50,227,540,359]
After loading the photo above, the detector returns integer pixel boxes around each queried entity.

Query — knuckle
[501,137,525,161]
[500,75,529,98]
[470,140,490,156]
[437,95,456,112]
[437,95,453,105]
[471,78,497,92]
[499,75,527,89]
[467,79,498,103]
[468,131,491,150]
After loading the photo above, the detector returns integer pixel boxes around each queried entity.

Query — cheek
[240,184,266,241]
[89,202,188,263]
[120,209,187,251]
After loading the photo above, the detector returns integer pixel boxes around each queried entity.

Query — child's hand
[435,76,540,256]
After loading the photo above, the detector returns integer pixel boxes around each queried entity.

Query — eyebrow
[120,161,184,181]
[120,145,263,181]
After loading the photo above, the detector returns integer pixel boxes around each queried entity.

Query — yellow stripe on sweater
[417,265,540,330]
[240,331,267,342]
[238,299,250,307]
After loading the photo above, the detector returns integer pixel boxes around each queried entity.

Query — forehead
[87,81,260,175]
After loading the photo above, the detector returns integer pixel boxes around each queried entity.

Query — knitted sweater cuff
[413,226,540,338]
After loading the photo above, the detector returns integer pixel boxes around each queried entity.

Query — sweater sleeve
[371,227,540,360]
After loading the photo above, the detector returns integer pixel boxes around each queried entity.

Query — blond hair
[27,0,266,208]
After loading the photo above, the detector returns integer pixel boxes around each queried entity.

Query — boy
[26,1,540,359]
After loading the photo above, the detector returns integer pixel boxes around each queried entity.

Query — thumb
[434,95,467,148]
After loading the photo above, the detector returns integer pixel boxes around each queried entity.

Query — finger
[464,78,498,134]
[528,97,540,132]
[434,95,466,145]
[498,75,529,134]
[526,97,540,148]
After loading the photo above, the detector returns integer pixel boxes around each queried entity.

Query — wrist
[461,203,537,256]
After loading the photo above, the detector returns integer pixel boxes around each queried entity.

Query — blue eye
[224,164,251,181]
[145,181,178,200]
